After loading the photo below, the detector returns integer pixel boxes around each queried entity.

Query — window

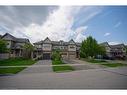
[70,46,75,48]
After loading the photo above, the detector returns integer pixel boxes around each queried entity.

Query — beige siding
[6,41,12,48]
[42,44,52,51]
[68,45,76,51]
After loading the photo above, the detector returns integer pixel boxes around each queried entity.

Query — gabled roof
[52,41,60,45]
[76,42,81,46]
[43,37,51,44]
[100,42,111,47]
[34,37,81,46]
[1,33,29,43]
[68,39,76,45]
[33,40,43,45]
[17,38,29,43]
[110,44,126,49]
[2,33,16,41]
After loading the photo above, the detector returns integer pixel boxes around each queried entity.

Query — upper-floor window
[60,46,64,49]
[38,45,41,48]
[43,44,51,49]
[43,46,50,48]
[70,46,75,48]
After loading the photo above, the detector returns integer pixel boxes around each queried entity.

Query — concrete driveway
[63,59,106,70]
[19,60,53,74]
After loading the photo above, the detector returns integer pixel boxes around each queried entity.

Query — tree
[0,39,8,53]
[126,47,127,55]
[97,45,106,55]
[23,43,34,59]
[52,49,61,61]
[80,36,106,59]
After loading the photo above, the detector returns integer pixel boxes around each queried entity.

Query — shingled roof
[34,37,81,46]
[110,44,126,49]
[2,33,29,43]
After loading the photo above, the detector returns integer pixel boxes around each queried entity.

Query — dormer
[68,39,76,45]
[42,37,52,51]
[59,40,64,45]
[43,37,51,44]
[68,39,76,51]
[2,33,16,41]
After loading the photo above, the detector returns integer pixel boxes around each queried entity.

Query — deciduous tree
[0,39,8,53]
[80,36,106,59]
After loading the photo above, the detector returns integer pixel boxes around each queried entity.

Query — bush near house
[51,49,74,72]
[0,39,9,53]
[23,43,34,59]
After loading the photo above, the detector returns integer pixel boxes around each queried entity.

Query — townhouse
[33,37,81,59]
[0,33,126,60]
[101,42,126,59]
[1,33,30,57]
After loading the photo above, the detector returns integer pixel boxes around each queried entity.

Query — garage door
[69,55,75,59]
[43,53,51,60]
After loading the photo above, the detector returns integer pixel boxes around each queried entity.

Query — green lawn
[52,59,74,72]
[101,63,127,67]
[0,58,36,74]
[81,58,107,63]
[81,58,127,67]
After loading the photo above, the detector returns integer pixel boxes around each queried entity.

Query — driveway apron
[63,59,106,70]
[19,60,53,74]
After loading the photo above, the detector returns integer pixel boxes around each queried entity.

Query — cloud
[75,26,88,42]
[0,6,57,30]
[73,6,103,28]
[114,21,121,28]
[104,32,110,36]
[0,6,102,43]
[11,6,88,43]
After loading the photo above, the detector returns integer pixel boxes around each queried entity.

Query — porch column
[19,49,22,57]
[31,51,34,59]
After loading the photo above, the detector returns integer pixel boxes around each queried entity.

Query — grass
[0,67,26,74]
[81,58,107,63]
[0,58,36,74]
[0,58,36,66]
[81,58,127,67]
[52,59,74,72]
[101,63,127,67]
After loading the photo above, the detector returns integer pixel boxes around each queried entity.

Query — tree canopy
[0,39,8,53]
[80,36,106,58]
[52,49,61,61]
[23,43,34,59]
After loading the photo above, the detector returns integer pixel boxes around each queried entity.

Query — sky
[0,6,127,45]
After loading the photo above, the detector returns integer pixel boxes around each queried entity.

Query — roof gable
[2,33,30,43]
[43,37,51,44]
[17,38,29,43]
[100,42,110,47]
[110,44,126,49]
[2,33,16,41]
[68,39,75,45]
